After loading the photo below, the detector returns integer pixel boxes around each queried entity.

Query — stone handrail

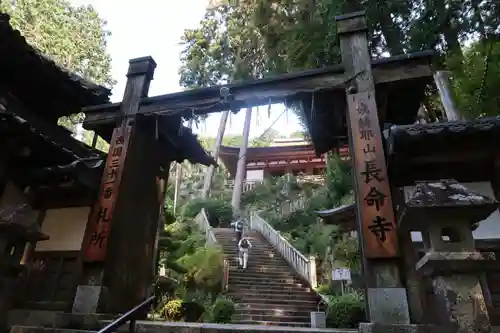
[194,208,217,246]
[250,211,317,288]
[275,195,306,216]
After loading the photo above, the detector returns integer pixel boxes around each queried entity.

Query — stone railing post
[309,256,317,288]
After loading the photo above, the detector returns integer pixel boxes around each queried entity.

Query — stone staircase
[213,228,323,327]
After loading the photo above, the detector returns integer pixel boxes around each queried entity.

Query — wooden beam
[82,52,433,129]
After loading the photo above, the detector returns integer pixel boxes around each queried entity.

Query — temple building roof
[219,143,347,177]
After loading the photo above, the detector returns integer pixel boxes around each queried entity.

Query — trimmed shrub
[211,297,235,323]
[325,292,365,328]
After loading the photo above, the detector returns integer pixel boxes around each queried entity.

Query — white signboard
[332,268,351,281]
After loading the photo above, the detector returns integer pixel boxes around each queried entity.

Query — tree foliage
[1,0,115,87]
[180,0,500,121]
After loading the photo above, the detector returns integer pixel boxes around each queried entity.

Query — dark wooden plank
[81,125,132,262]
[347,91,398,258]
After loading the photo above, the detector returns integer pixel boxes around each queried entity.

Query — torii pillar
[335,12,411,328]
[74,57,162,314]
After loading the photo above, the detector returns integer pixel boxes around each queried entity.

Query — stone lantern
[399,179,497,333]
[0,203,48,326]
[0,204,48,272]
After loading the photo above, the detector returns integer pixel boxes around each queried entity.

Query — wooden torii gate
[77,11,434,324]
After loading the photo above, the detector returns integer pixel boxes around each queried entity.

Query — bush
[182,198,233,227]
[325,292,365,328]
[178,246,224,293]
[211,297,235,323]
[165,299,183,321]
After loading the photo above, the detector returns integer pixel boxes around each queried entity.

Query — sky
[70,0,302,139]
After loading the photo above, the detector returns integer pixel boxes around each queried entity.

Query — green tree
[1,0,114,87]
[180,0,500,121]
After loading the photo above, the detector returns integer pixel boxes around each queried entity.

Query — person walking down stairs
[237,236,252,269]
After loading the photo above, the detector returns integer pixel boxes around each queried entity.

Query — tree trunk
[173,119,193,213]
[375,4,405,55]
[231,107,252,216]
[202,111,230,198]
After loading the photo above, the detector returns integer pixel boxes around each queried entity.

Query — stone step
[235,312,311,324]
[225,256,283,262]
[235,320,311,328]
[229,264,298,278]
[227,289,319,300]
[219,246,272,251]
[228,281,310,290]
[229,297,321,306]
[228,270,303,280]
[228,275,305,285]
[235,306,314,318]
[236,302,323,312]
[224,258,291,267]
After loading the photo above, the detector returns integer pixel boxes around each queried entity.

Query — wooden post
[78,57,161,314]
[434,71,462,121]
[336,12,410,324]
[231,107,252,216]
[202,110,229,199]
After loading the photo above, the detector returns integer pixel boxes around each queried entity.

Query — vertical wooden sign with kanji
[82,125,132,262]
[348,91,398,258]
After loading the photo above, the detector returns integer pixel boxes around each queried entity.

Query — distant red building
[219,138,349,181]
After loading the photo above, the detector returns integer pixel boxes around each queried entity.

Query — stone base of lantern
[416,251,495,333]
[416,251,496,276]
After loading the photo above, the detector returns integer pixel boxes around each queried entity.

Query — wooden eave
[316,204,356,232]
[385,117,500,186]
